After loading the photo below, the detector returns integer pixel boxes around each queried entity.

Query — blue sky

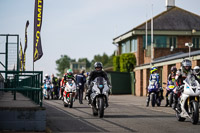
[0,0,200,76]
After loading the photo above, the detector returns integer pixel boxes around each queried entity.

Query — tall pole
[151,4,154,64]
[146,13,148,50]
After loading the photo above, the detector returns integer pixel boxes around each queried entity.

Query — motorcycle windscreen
[96,77,104,89]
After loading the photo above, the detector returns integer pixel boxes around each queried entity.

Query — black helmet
[171,66,177,73]
[94,62,103,69]
[181,59,192,72]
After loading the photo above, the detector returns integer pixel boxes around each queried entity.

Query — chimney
[166,0,175,10]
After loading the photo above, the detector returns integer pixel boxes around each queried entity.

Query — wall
[0,108,46,131]
[134,59,200,97]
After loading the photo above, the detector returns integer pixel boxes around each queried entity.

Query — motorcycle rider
[173,59,193,110]
[51,74,59,99]
[76,69,86,104]
[146,66,162,107]
[86,62,111,106]
[44,74,51,84]
[193,66,200,80]
[63,69,77,102]
[165,66,177,107]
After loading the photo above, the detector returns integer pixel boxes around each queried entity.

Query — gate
[107,71,135,94]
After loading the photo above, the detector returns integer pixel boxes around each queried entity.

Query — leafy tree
[120,53,136,72]
[56,55,71,76]
[113,55,120,71]
[91,53,110,68]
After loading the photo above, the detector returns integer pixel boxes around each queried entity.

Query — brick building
[113,2,200,96]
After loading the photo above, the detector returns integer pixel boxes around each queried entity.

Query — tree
[113,55,120,71]
[91,53,110,68]
[120,53,136,72]
[56,55,71,76]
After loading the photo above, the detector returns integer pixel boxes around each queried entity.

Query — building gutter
[113,30,200,44]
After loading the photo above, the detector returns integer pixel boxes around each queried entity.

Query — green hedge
[113,53,136,72]
[113,56,120,72]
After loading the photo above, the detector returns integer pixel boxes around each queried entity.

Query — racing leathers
[165,73,176,106]
[173,67,193,109]
[146,73,161,106]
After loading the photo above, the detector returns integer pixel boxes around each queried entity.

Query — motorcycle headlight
[99,85,103,89]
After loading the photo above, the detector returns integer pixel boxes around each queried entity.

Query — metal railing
[0,71,43,107]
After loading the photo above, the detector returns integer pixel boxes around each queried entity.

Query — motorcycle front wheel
[69,93,73,108]
[98,97,104,118]
[190,101,199,125]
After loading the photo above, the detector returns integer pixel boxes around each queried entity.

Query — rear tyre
[98,97,104,118]
[191,101,199,125]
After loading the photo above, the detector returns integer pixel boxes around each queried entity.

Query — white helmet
[45,74,49,78]
[193,66,200,75]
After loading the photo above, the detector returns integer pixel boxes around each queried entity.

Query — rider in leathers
[146,66,161,107]
[62,69,77,102]
[173,59,193,110]
[86,62,111,106]
[165,66,177,107]
[193,66,200,80]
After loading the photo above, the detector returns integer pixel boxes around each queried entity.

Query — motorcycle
[89,77,110,118]
[63,79,76,108]
[175,74,200,124]
[148,80,162,107]
[166,81,175,107]
[43,81,52,100]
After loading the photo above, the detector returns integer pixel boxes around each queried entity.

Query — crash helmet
[171,66,177,73]
[94,62,103,69]
[181,59,192,72]
[67,69,73,78]
[193,66,200,75]
[45,74,49,79]
[150,66,158,74]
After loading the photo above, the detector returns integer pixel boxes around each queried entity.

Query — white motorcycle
[90,77,110,118]
[43,81,52,100]
[175,74,200,124]
[63,79,77,108]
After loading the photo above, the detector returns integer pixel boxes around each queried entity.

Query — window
[121,40,131,54]
[126,40,130,53]
[167,36,177,48]
[143,35,176,48]
[131,38,137,52]
[192,37,200,48]
[121,42,126,54]
[73,64,78,69]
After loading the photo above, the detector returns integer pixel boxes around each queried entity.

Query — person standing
[76,69,86,104]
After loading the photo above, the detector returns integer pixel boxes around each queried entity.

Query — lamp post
[185,42,193,60]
